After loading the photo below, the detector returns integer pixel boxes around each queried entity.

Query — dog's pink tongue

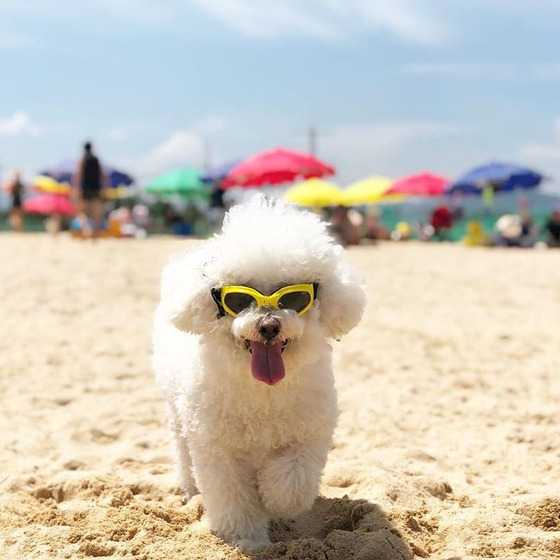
[250,341,285,386]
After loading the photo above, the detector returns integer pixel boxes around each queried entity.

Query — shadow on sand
[254,496,414,560]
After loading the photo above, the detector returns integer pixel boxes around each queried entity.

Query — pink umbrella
[221,147,335,188]
[23,193,76,215]
[388,172,450,196]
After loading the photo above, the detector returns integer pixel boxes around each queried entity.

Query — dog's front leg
[191,447,271,553]
[173,433,199,502]
[258,438,331,519]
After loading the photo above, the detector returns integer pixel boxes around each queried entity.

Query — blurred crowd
[2,161,560,250]
[324,203,560,249]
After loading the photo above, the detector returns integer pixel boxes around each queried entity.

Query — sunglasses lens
[278,291,312,313]
[223,292,257,315]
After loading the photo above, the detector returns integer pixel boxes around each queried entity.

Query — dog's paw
[230,535,272,553]
[223,527,272,553]
[258,458,319,518]
[181,484,200,504]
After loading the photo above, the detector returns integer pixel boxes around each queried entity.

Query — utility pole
[203,141,213,173]
[308,125,317,156]
[298,125,327,156]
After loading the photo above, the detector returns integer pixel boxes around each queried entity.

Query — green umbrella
[145,168,209,199]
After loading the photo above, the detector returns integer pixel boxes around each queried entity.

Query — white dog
[152,196,365,552]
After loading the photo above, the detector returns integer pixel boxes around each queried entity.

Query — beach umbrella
[145,168,210,199]
[342,176,403,205]
[41,159,134,188]
[33,175,71,195]
[285,178,343,207]
[221,147,335,188]
[447,162,544,195]
[33,175,133,200]
[388,171,450,197]
[201,160,242,184]
[103,185,135,200]
[23,193,76,215]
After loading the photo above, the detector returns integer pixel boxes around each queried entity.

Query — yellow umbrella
[102,185,134,199]
[33,175,71,195]
[342,176,404,205]
[35,175,133,200]
[285,178,343,207]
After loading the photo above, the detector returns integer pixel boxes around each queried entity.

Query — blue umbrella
[201,160,241,184]
[447,162,544,194]
[41,159,134,188]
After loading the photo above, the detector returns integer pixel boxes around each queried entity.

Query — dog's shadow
[253,496,414,560]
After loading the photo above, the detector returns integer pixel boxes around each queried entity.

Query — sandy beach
[1,233,559,560]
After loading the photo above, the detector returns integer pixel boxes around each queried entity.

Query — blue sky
[1,0,560,191]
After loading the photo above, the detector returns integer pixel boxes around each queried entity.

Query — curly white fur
[152,195,365,552]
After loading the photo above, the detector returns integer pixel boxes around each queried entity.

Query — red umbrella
[221,147,335,188]
[388,172,450,196]
[23,193,76,215]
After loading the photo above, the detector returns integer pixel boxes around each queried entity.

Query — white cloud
[106,127,129,141]
[321,121,473,182]
[6,0,560,48]
[531,63,560,81]
[132,131,205,181]
[521,144,560,162]
[187,0,339,39]
[518,117,560,190]
[0,112,40,136]
[360,1,451,46]
[184,0,450,44]
[0,0,178,25]
[0,0,453,45]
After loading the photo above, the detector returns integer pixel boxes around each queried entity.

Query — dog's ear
[158,244,218,335]
[317,260,366,339]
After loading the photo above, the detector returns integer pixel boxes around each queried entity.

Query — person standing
[6,170,25,232]
[72,141,107,236]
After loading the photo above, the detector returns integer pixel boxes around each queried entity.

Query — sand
[1,233,559,560]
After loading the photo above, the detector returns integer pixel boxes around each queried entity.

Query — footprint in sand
[257,496,414,560]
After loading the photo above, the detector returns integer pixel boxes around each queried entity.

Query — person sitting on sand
[430,205,453,241]
[364,207,390,241]
[493,214,529,247]
[519,209,537,248]
[329,205,361,247]
[462,220,492,247]
[391,221,413,241]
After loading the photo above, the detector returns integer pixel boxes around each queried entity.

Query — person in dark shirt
[207,183,227,232]
[544,210,560,248]
[73,141,108,236]
[6,170,25,232]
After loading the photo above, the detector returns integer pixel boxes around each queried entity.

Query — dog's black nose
[258,316,281,340]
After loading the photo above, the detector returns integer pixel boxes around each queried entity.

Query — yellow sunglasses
[211,283,318,318]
